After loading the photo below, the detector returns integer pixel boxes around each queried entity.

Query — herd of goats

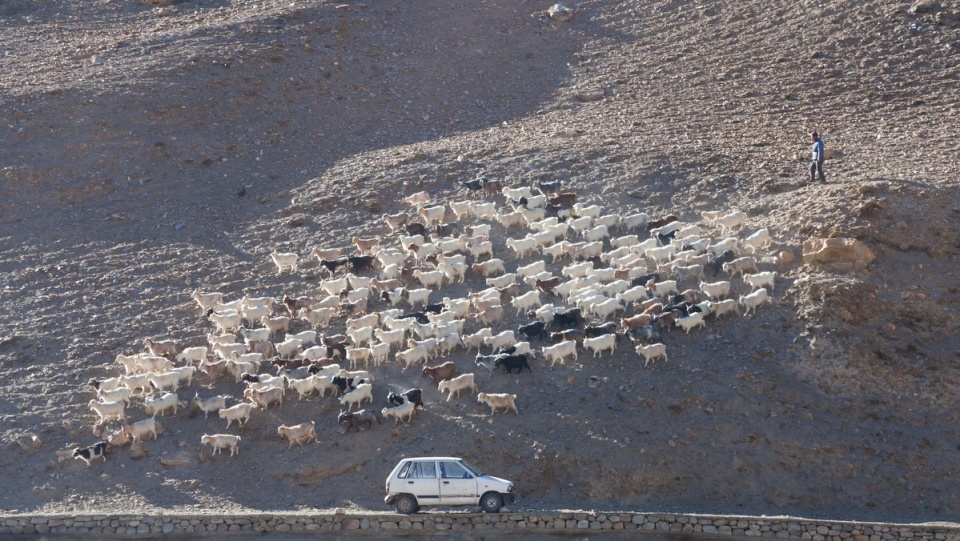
[73,178,776,465]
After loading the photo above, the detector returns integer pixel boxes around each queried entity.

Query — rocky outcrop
[802,238,875,271]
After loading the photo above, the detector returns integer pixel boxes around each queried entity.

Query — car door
[400,460,440,505]
[437,460,478,505]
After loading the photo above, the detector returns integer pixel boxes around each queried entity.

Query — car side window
[418,461,437,479]
[440,461,470,479]
[397,462,412,479]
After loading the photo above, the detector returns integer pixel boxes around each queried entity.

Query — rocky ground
[1,0,959,525]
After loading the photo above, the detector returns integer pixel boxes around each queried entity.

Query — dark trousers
[810,159,825,182]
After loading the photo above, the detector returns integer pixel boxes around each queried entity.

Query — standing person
[810,130,826,183]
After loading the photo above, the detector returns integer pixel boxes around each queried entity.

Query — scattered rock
[159,451,192,467]
[16,434,41,452]
[547,3,574,22]
[802,238,875,271]
[575,88,605,102]
[909,0,938,14]
[856,199,883,216]
[287,215,307,227]
[107,429,131,448]
[777,250,796,265]
[130,441,148,460]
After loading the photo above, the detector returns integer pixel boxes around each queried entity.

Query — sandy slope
[1,0,959,523]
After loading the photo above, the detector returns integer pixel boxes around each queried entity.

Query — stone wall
[1,511,959,538]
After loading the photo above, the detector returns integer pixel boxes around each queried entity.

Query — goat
[743,271,777,291]
[675,312,707,334]
[73,442,108,466]
[276,338,304,360]
[88,399,125,423]
[486,273,517,289]
[697,280,730,301]
[475,305,504,326]
[382,212,410,232]
[493,354,531,374]
[339,383,373,411]
[421,361,459,385]
[647,214,678,230]
[191,290,224,313]
[438,373,477,401]
[740,288,771,316]
[88,376,125,393]
[722,256,759,278]
[404,190,431,206]
[244,386,283,409]
[201,434,241,457]
[144,392,182,418]
[542,340,577,366]
[270,250,298,273]
[218,402,255,428]
[547,192,577,207]
[518,321,548,341]
[483,330,517,351]
[278,422,317,449]
[352,236,380,254]
[623,212,649,231]
[626,325,662,344]
[468,240,494,261]
[636,343,667,366]
[705,249,737,277]
[715,210,747,234]
[381,401,417,426]
[707,299,741,318]
[144,338,178,358]
[471,259,506,278]
[190,393,228,419]
[590,297,622,320]
[258,315,290,339]
[477,393,519,415]
[121,417,157,442]
[338,409,380,432]
[583,334,617,357]
[388,388,425,409]
[511,290,542,316]
[413,269,445,289]
[320,257,350,276]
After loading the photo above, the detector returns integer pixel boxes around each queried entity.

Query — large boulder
[802,238,875,271]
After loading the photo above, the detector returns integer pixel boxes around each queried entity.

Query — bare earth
[1,0,959,524]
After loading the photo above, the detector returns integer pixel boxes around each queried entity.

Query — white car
[384,456,515,514]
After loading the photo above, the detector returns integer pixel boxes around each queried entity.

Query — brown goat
[422,361,460,385]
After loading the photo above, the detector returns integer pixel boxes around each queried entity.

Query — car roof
[399,457,464,462]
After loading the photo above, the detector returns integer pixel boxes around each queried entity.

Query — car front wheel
[480,492,503,513]
[395,494,419,515]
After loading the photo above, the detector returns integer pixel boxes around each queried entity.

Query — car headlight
[507,484,514,493]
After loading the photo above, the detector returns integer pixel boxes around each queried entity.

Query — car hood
[477,475,513,491]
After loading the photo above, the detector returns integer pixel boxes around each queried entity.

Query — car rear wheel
[395,494,419,515]
[480,492,502,513]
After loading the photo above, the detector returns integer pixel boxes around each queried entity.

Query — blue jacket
[812,138,824,161]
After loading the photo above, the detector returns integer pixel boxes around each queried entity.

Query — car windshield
[459,460,482,477]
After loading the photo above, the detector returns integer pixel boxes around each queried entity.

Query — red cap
[811,130,818,138]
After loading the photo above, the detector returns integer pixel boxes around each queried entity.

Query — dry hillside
[1,0,959,524]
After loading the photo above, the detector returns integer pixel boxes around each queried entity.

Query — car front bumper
[384,495,397,505]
